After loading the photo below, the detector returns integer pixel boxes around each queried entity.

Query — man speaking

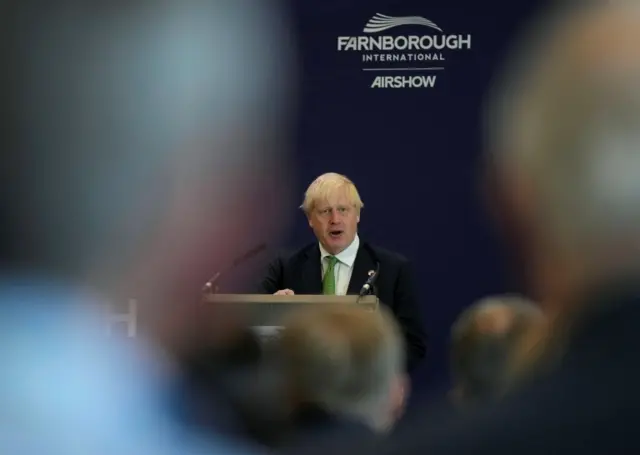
[261,173,427,371]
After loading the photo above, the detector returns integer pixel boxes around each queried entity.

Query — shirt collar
[319,234,360,268]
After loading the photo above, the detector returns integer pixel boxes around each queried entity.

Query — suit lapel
[347,242,376,295]
[298,244,323,294]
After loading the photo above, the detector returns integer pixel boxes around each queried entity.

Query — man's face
[308,191,359,255]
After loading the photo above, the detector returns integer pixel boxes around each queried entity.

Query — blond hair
[278,305,403,429]
[300,173,364,214]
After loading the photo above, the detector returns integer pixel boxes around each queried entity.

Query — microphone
[359,261,380,297]
[202,243,267,293]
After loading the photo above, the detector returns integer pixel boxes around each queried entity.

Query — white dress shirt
[319,235,360,295]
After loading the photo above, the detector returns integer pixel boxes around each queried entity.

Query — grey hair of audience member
[450,295,544,404]
[277,305,406,432]
[0,0,294,291]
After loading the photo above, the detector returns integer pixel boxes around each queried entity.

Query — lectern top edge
[202,294,378,306]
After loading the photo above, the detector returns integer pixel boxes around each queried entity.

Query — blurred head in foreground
[484,0,640,318]
[0,0,295,349]
[450,295,545,406]
[278,306,406,434]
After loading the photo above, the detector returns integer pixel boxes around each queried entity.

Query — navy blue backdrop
[241,0,552,396]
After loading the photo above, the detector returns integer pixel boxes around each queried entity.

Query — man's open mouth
[329,230,343,238]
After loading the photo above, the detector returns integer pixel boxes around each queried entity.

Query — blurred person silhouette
[449,295,545,407]
[0,0,294,453]
[315,1,640,454]
[272,305,407,449]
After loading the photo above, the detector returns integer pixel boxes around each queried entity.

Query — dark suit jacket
[260,241,427,372]
[278,405,378,451]
[341,280,640,455]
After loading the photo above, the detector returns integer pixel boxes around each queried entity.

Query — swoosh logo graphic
[363,13,443,34]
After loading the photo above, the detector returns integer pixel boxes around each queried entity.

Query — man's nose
[329,212,341,224]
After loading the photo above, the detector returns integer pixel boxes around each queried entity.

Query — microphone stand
[202,244,266,294]
[202,272,222,294]
[356,262,380,303]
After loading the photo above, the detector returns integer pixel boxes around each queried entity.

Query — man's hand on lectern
[274,289,295,296]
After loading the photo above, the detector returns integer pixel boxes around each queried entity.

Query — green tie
[323,256,339,295]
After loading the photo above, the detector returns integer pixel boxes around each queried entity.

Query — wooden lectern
[203,294,378,327]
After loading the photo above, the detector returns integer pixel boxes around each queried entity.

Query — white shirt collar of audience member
[319,234,360,268]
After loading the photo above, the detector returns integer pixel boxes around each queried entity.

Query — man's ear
[389,373,409,423]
